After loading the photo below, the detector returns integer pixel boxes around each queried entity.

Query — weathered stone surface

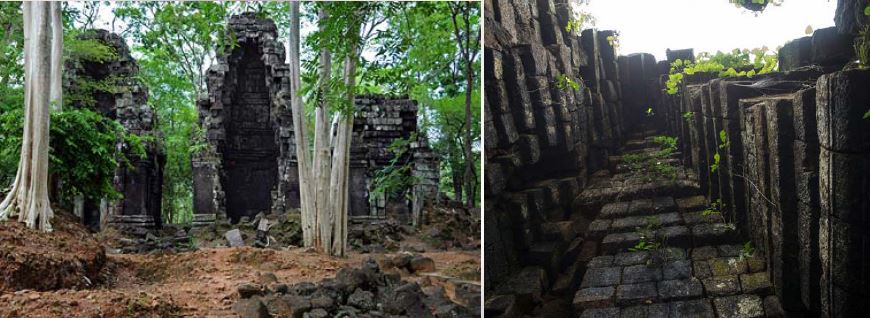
[573,286,616,309]
[779,36,812,72]
[622,265,662,284]
[581,267,622,288]
[600,202,630,218]
[578,307,620,318]
[811,27,855,67]
[614,251,649,267]
[835,0,870,34]
[226,229,245,247]
[816,69,870,153]
[708,257,748,276]
[616,283,658,305]
[587,256,615,269]
[657,278,703,300]
[662,260,692,280]
[669,299,714,317]
[713,295,764,318]
[702,275,740,296]
[66,30,165,230]
[739,272,772,295]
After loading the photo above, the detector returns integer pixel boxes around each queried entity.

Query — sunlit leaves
[666,48,778,95]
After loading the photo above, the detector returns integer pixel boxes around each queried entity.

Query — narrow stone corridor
[572,134,782,317]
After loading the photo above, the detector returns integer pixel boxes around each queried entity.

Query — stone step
[598,222,741,255]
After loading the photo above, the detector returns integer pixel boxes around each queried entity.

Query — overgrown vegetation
[0,2,482,224]
[623,135,680,183]
[0,108,144,202]
[701,199,737,231]
[629,216,663,252]
[682,111,694,124]
[666,48,778,95]
[370,134,419,203]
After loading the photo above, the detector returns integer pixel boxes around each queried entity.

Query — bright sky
[585,0,838,61]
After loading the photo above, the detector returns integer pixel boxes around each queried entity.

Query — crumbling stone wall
[195,14,438,226]
[194,13,294,225]
[352,96,439,221]
[64,29,165,230]
[484,0,625,298]
[655,2,870,313]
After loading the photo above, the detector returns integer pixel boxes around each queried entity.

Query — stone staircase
[571,137,785,318]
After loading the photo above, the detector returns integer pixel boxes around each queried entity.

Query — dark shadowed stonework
[485,0,870,316]
[65,29,165,230]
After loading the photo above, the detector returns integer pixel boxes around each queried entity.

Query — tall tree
[290,2,374,256]
[0,2,63,231]
[449,2,480,208]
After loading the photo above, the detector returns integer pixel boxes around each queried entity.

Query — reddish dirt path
[0,247,479,318]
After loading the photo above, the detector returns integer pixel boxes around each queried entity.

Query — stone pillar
[817,69,870,317]
[792,87,821,314]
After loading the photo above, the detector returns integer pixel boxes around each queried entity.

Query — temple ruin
[193,13,438,226]
[64,29,165,230]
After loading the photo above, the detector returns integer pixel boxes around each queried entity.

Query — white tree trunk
[0,2,59,232]
[314,8,333,253]
[288,3,362,257]
[289,2,316,247]
[49,1,62,111]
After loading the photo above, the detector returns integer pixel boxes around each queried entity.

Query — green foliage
[864,107,870,120]
[370,134,419,202]
[865,4,870,16]
[0,109,144,202]
[701,199,722,217]
[653,136,678,151]
[606,33,620,53]
[645,106,654,116]
[739,241,755,260]
[711,130,729,173]
[623,135,680,182]
[564,0,594,35]
[666,48,778,95]
[555,73,581,91]
[629,216,663,252]
[682,111,694,123]
[711,152,721,173]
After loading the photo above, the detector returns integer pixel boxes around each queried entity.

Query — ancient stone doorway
[222,42,279,223]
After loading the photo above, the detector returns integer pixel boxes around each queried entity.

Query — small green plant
[718,130,730,149]
[646,107,654,116]
[739,241,755,261]
[864,107,870,120]
[555,73,581,91]
[711,152,721,173]
[653,135,678,152]
[606,32,620,53]
[711,130,730,172]
[682,111,694,123]
[702,199,722,217]
[629,216,664,252]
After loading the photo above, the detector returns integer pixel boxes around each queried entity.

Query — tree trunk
[288,2,316,247]
[0,2,59,232]
[463,59,474,208]
[314,8,333,253]
[49,1,62,111]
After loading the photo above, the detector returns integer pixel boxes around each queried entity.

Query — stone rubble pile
[232,259,477,318]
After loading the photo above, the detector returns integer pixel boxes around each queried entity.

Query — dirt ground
[0,247,480,317]
[0,244,479,318]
